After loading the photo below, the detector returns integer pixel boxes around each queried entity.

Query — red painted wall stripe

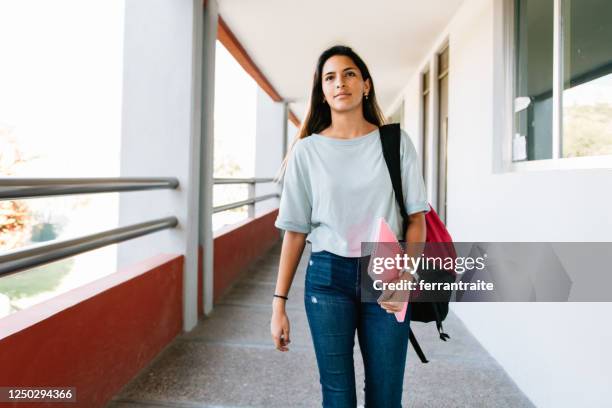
[212,208,280,302]
[0,254,184,408]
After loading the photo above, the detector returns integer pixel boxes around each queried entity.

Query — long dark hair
[275,45,386,181]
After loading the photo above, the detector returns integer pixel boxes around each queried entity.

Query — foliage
[564,102,612,158]
[0,258,74,299]
[0,125,35,250]
[214,159,248,215]
[0,200,33,249]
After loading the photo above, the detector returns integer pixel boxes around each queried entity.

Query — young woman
[270,45,429,407]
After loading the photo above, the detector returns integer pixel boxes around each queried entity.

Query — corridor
[107,242,533,408]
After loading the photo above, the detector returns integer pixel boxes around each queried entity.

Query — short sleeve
[274,142,312,233]
[400,130,430,216]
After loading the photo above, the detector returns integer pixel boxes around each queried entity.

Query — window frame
[421,69,430,183]
[500,0,612,172]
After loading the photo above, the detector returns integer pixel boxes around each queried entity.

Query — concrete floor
[107,242,534,408]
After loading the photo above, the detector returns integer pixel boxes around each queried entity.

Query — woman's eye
[324,76,333,81]
[346,71,356,77]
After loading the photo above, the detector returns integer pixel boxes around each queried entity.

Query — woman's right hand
[271,301,291,352]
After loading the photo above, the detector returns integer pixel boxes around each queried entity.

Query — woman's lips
[335,93,351,98]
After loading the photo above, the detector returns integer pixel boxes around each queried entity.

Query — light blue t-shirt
[274,127,429,257]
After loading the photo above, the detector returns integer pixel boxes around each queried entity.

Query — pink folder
[368,217,409,322]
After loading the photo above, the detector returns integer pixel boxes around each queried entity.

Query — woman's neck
[322,109,378,139]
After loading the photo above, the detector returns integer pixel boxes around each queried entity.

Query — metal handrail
[0,217,178,277]
[213,177,277,185]
[212,178,280,215]
[213,193,279,213]
[0,177,179,200]
[0,176,280,276]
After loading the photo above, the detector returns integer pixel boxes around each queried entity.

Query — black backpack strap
[432,303,451,341]
[409,331,429,363]
[379,124,409,236]
[382,124,451,363]
[381,124,428,363]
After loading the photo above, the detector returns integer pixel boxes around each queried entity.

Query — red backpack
[380,123,457,363]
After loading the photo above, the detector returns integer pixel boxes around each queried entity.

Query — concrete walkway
[107,242,534,408]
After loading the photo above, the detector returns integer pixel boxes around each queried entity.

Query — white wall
[254,88,284,216]
[287,120,299,150]
[119,0,203,331]
[396,0,612,406]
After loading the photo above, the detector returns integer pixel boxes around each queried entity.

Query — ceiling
[217,0,465,121]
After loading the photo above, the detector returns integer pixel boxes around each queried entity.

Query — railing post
[248,181,255,218]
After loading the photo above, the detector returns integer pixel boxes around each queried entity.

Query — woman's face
[320,55,371,113]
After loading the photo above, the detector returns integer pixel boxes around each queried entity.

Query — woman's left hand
[379,300,405,313]
[377,275,411,313]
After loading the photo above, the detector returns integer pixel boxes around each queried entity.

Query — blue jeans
[304,250,412,408]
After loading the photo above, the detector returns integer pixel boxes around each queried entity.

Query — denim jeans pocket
[306,251,333,287]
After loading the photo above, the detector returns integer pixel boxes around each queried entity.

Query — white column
[200,0,218,316]
[119,0,204,332]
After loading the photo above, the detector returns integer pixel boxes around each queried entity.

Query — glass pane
[437,71,449,224]
[439,47,449,74]
[562,0,612,158]
[514,0,554,161]
[423,92,429,184]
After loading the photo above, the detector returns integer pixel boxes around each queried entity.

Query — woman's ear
[364,78,371,96]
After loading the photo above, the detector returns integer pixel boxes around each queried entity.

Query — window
[437,47,449,224]
[561,0,612,158]
[514,0,554,161]
[422,70,430,183]
[513,0,612,162]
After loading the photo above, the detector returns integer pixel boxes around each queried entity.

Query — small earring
[365,93,369,100]
[322,99,327,104]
